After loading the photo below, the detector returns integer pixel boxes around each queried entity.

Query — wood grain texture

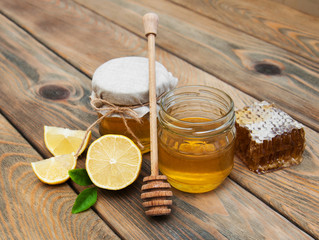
[73,0,319,132]
[0,11,315,239]
[268,0,319,17]
[0,115,119,240]
[169,0,319,62]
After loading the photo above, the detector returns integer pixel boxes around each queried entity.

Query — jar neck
[158,86,235,137]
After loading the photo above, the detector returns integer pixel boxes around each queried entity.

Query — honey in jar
[98,114,150,153]
[91,57,178,153]
[158,86,236,193]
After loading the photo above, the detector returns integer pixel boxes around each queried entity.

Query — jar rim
[160,85,234,126]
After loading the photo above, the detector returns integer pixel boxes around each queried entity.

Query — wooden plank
[72,0,319,132]
[266,0,319,17]
[3,0,319,131]
[169,0,319,61]
[0,12,315,239]
[1,0,318,237]
[0,114,119,239]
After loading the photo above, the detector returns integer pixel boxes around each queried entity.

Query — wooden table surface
[1,0,318,239]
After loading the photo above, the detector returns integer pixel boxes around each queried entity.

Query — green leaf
[72,187,98,214]
[69,169,93,186]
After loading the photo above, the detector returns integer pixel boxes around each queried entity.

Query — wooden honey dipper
[141,13,173,216]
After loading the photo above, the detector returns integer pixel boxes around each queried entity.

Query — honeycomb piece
[235,101,305,174]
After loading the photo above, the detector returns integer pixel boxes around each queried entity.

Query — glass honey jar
[91,57,178,154]
[158,85,236,193]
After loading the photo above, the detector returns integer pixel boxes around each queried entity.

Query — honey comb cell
[235,101,305,174]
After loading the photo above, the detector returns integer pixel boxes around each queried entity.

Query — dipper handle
[141,13,172,216]
[144,13,159,176]
[143,13,159,36]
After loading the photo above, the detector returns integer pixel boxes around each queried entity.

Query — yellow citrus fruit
[44,126,91,156]
[86,134,142,190]
[31,154,77,185]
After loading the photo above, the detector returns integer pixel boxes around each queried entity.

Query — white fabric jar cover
[91,56,178,118]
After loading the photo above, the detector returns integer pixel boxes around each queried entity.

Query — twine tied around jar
[74,96,149,158]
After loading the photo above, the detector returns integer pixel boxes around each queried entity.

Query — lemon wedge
[44,126,91,156]
[31,154,76,185]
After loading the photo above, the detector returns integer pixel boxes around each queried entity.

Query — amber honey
[158,117,235,193]
[99,114,150,154]
[158,86,236,193]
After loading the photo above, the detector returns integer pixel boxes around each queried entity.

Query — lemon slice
[86,135,142,190]
[31,154,77,185]
[44,126,91,156]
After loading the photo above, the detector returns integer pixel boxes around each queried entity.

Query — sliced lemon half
[86,135,142,190]
[31,154,77,185]
[44,126,91,156]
